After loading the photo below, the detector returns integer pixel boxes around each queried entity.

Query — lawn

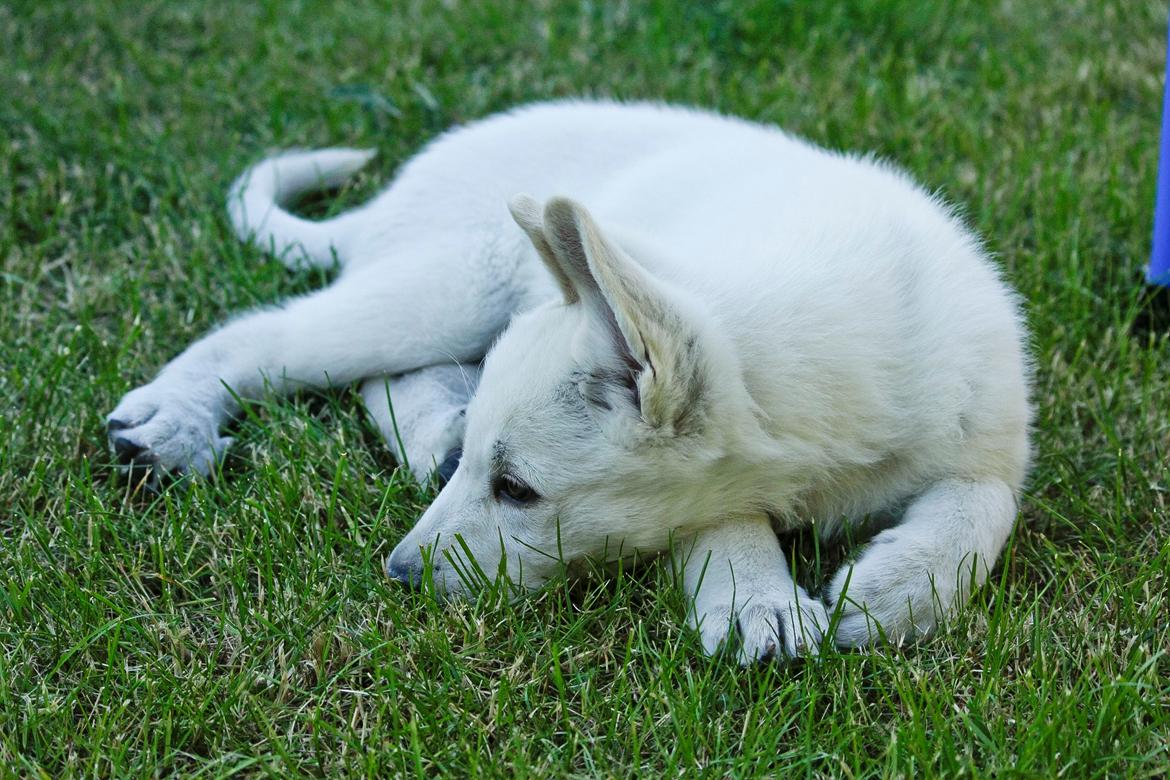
[2,0,1168,776]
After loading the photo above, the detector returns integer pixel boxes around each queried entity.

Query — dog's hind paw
[105,382,231,486]
[694,589,829,665]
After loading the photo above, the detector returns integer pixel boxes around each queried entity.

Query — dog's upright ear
[509,194,579,304]
[508,194,707,433]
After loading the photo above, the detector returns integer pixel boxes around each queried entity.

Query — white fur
[226,147,377,268]
[107,101,1032,661]
[675,517,829,663]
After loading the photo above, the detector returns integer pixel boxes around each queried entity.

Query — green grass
[2,0,1169,776]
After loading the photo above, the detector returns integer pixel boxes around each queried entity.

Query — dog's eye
[493,474,539,505]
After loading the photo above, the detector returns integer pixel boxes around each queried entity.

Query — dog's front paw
[692,587,829,665]
[106,381,231,485]
[824,528,957,647]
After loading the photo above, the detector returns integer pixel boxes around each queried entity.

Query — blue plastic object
[1150,17,1170,286]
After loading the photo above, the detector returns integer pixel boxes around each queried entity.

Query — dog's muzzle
[384,553,423,591]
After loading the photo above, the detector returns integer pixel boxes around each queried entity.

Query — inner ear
[544,197,662,359]
[540,197,708,433]
[508,194,578,304]
[511,193,649,382]
[541,198,646,365]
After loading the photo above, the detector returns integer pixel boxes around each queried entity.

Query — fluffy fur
[107,101,1032,663]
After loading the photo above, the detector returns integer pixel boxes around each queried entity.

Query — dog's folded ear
[508,193,708,434]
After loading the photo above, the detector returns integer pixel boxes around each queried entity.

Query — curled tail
[226,148,376,268]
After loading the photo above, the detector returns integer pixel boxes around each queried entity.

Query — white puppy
[107,101,1031,663]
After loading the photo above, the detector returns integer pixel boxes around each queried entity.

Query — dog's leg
[675,515,829,664]
[825,478,1017,646]
[106,260,511,481]
[359,363,480,486]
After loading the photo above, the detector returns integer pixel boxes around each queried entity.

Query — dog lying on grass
[107,101,1031,663]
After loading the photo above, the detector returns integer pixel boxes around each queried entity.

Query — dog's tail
[226,148,377,269]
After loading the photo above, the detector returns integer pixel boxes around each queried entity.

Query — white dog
[107,101,1032,663]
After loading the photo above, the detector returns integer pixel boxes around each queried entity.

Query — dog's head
[386,196,759,596]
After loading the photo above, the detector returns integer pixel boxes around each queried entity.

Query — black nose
[436,447,462,487]
[385,555,422,591]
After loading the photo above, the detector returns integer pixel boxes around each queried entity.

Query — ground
[2,0,1168,776]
